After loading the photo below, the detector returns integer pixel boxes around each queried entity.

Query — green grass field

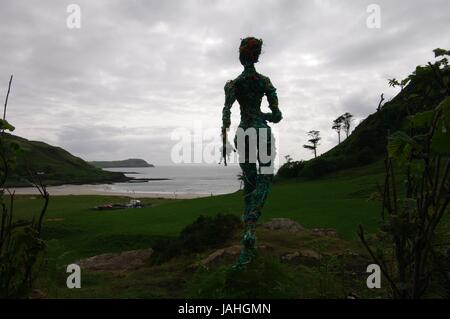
[13,162,383,261]
[10,161,385,298]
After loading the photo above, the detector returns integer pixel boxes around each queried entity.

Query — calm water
[105,164,242,196]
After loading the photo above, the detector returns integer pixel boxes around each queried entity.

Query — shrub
[275,160,304,179]
[180,214,241,253]
[299,157,335,178]
[152,214,241,263]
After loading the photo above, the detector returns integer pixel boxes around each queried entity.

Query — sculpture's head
[239,37,263,66]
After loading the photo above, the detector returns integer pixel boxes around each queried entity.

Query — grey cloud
[1,0,449,163]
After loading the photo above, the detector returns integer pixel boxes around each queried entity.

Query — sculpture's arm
[261,78,282,123]
[221,80,235,166]
[222,80,235,129]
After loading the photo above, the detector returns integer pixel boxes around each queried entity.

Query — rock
[343,251,360,258]
[200,245,241,266]
[198,244,272,267]
[299,249,322,259]
[280,249,322,266]
[76,248,153,271]
[310,228,339,238]
[280,251,301,262]
[30,289,47,299]
[261,218,305,232]
[336,251,368,274]
[347,292,361,299]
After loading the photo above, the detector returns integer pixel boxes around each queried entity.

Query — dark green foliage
[180,214,241,252]
[0,223,46,298]
[151,237,183,264]
[187,255,298,298]
[301,157,335,178]
[275,160,305,179]
[1,77,49,298]
[358,50,450,298]
[152,214,241,263]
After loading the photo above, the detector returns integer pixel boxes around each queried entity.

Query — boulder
[261,218,305,232]
[200,245,241,266]
[280,249,322,266]
[198,244,272,267]
[310,228,339,238]
[76,248,153,271]
[31,289,47,299]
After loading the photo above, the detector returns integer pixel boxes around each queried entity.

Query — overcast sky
[1,0,449,165]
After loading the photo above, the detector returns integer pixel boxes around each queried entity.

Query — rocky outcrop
[76,248,153,271]
[73,220,340,274]
[311,228,339,238]
[280,249,322,266]
[261,218,305,232]
[200,245,241,266]
[261,218,340,238]
[198,244,272,267]
[31,289,47,299]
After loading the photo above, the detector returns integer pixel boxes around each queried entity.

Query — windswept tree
[302,130,321,158]
[341,112,353,138]
[284,154,293,163]
[388,77,410,92]
[332,116,343,144]
[376,93,385,112]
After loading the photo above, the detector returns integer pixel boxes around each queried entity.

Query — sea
[105,164,242,196]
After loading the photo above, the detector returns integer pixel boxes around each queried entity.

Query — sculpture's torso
[224,65,279,129]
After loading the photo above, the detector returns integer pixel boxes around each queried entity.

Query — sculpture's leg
[253,126,274,216]
[253,173,273,214]
[233,127,275,270]
[241,162,257,221]
[233,129,258,270]
[233,162,257,270]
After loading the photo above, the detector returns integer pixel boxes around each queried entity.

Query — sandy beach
[10,184,214,199]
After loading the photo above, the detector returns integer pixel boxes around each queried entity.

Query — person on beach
[221,37,283,269]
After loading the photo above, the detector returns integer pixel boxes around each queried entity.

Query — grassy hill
[3,134,128,186]
[278,58,449,179]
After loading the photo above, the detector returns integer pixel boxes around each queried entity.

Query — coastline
[11,184,217,199]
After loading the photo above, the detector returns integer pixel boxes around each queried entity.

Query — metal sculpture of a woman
[221,37,282,269]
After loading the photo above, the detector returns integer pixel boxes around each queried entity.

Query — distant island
[89,158,154,168]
